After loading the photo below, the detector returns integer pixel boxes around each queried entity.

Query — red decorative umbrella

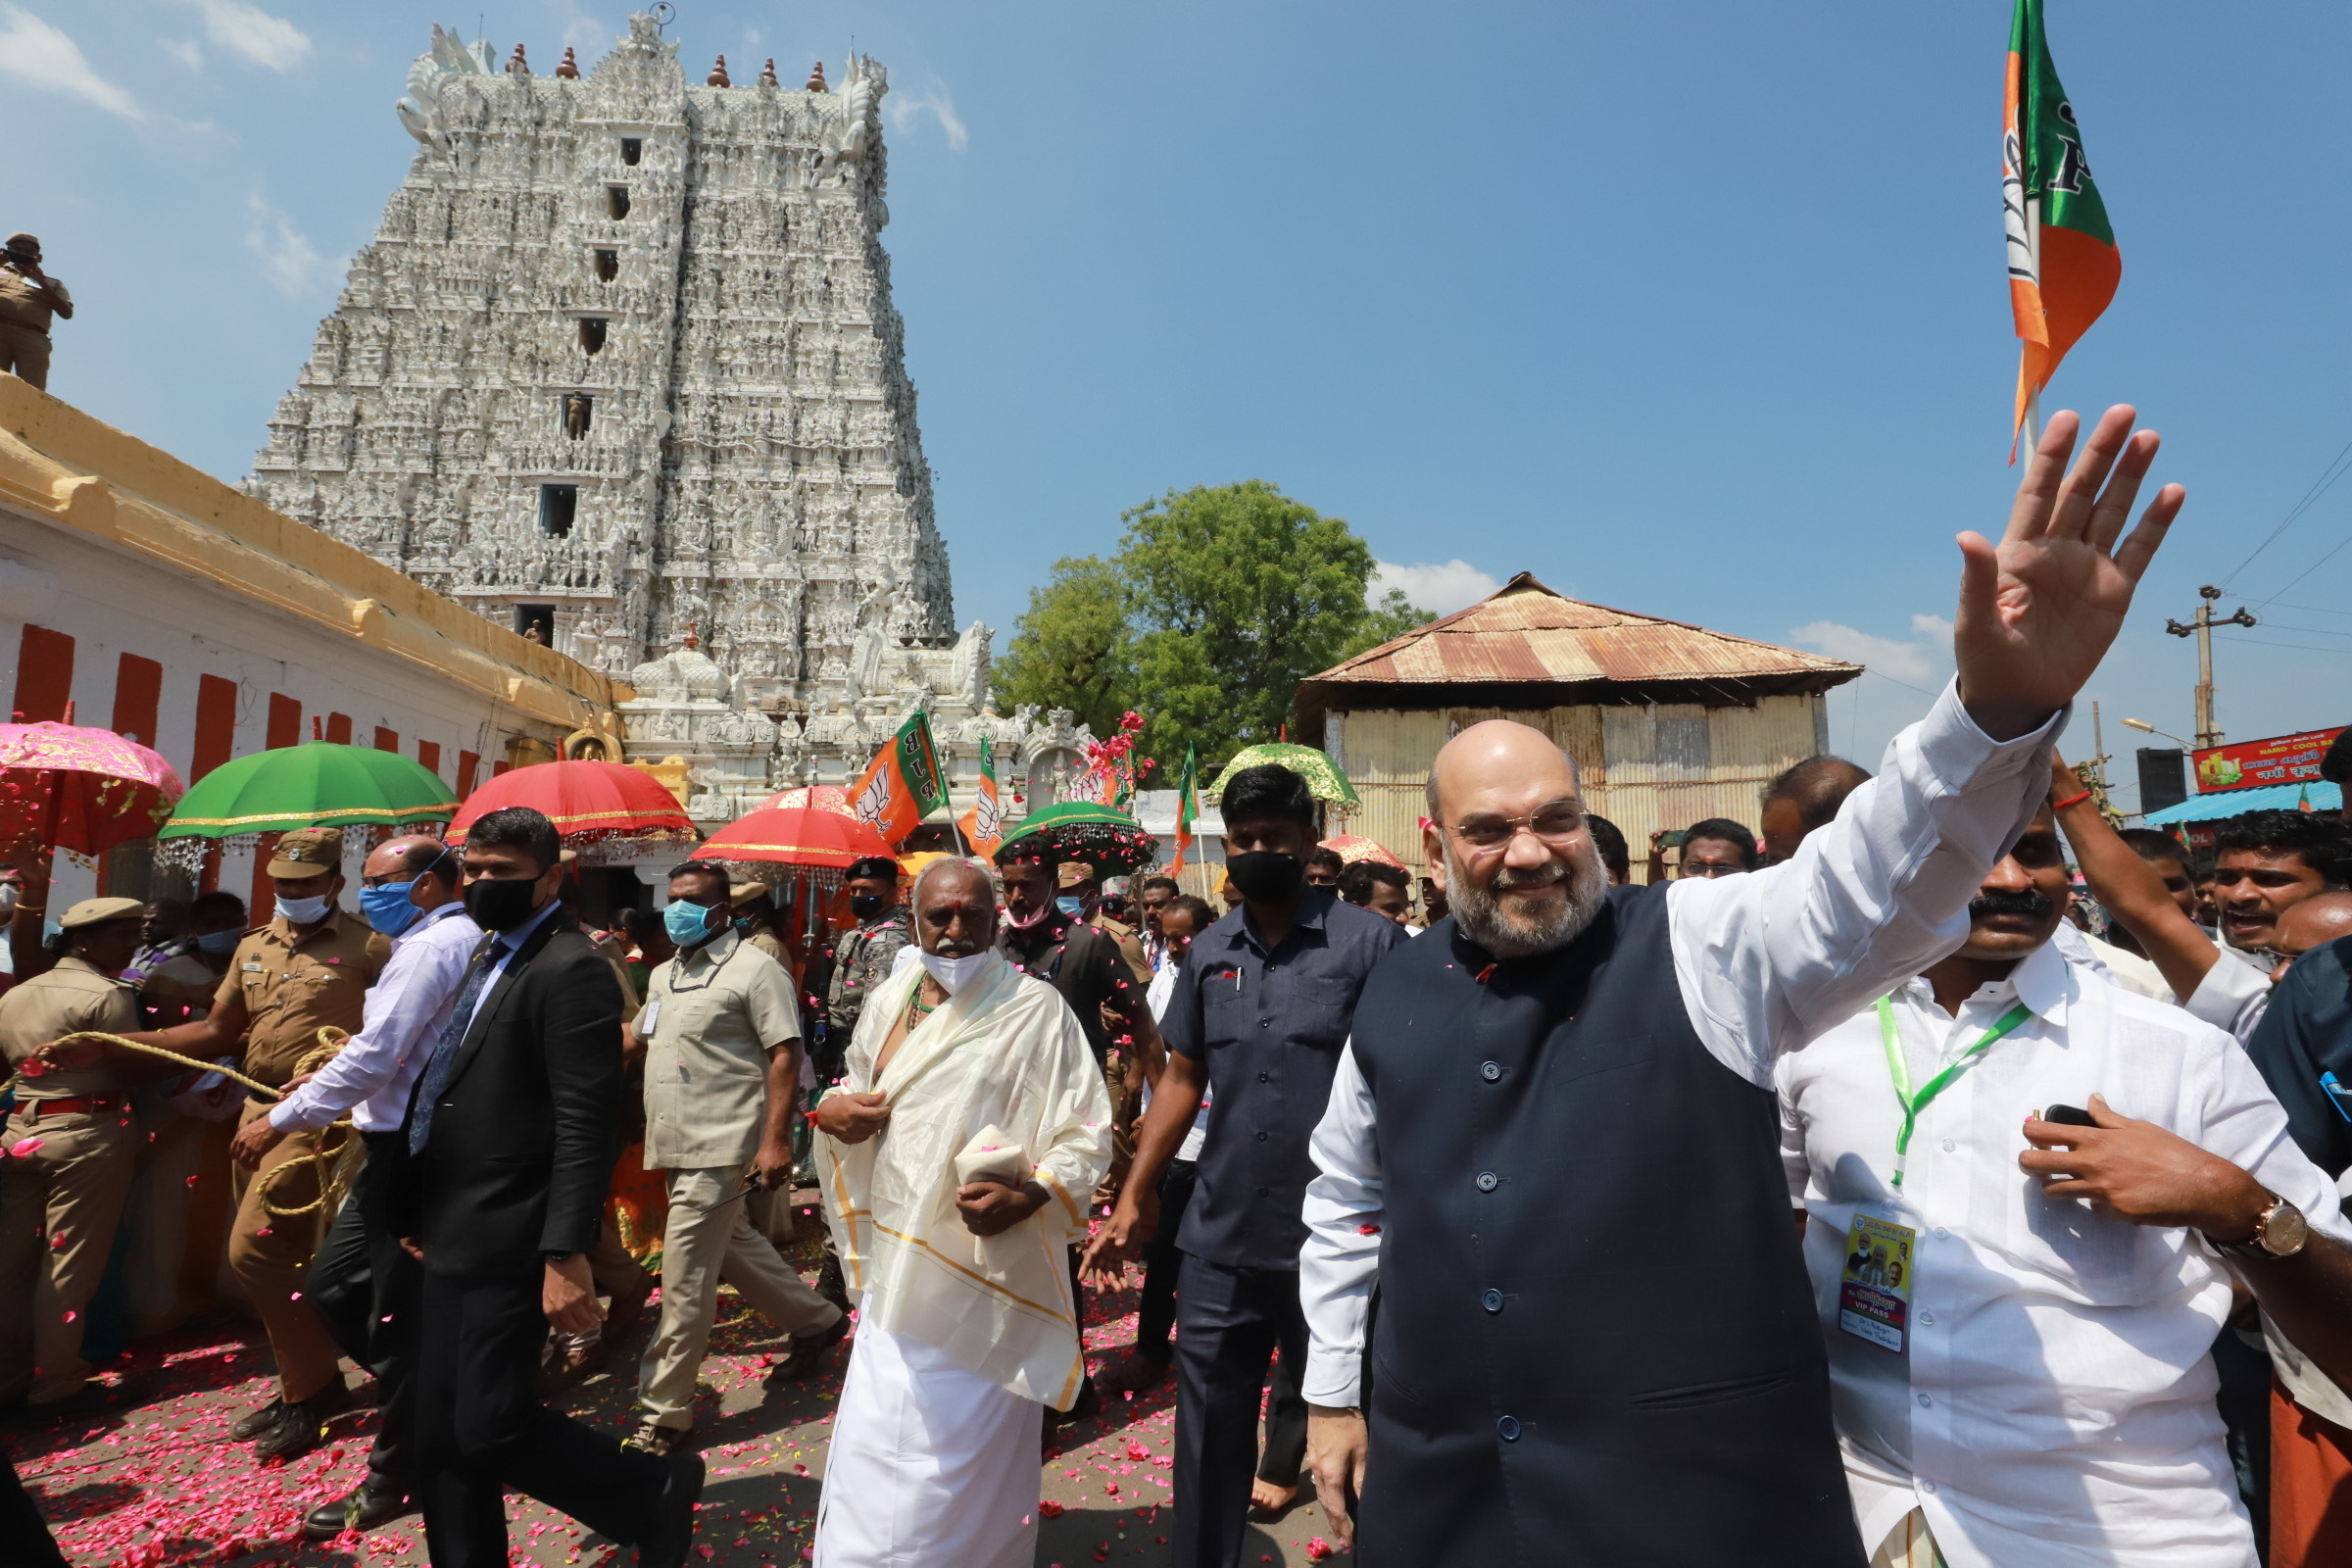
[446,760,695,845]
[694,805,892,878]
[753,784,857,817]
[1319,833,1405,868]
[0,720,184,857]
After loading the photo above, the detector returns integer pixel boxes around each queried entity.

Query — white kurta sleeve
[1668,679,2066,1085]
[1300,1042,1383,1405]
[2184,951,2274,1044]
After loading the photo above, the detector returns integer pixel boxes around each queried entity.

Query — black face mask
[1225,851,1305,904]
[849,893,888,921]
[465,875,544,934]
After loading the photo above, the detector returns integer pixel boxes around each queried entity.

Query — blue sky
[8,1,2352,805]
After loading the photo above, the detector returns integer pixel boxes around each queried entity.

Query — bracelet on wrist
[2050,789,2093,812]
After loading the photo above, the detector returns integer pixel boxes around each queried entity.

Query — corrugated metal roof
[1311,572,1860,692]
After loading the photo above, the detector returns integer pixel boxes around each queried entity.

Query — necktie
[407,939,505,1156]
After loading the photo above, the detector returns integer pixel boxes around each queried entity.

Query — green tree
[1342,587,1432,662]
[993,555,1135,740]
[996,482,1432,767]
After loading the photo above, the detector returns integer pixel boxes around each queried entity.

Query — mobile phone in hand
[2041,1103,2097,1127]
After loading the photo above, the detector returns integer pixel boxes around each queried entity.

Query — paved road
[13,1219,1343,1566]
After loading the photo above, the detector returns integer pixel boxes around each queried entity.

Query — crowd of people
[0,403,2350,1567]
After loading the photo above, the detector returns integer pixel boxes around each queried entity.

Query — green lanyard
[1874,995,2033,1189]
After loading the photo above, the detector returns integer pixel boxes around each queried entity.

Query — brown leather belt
[14,1096,123,1119]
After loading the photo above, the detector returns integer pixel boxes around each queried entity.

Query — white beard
[1444,838,1610,959]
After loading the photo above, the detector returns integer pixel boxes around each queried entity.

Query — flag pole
[2022,195,2044,454]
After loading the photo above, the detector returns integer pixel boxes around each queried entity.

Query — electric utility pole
[2163,585,2257,750]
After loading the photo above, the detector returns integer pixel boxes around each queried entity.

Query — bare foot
[1249,1477,1298,1518]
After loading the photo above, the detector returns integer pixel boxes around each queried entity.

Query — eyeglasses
[1446,802,1586,855]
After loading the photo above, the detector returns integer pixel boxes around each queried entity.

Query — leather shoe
[253,1378,355,1460]
[228,1397,286,1442]
[763,1311,851,1387]
[302,1482,415,1540]
[635,1449,707,1568]
[1094,1350,1171,1396]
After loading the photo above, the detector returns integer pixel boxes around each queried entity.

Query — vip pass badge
[1838,1212,1918,1354]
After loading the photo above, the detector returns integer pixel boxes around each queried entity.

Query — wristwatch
[2212,1194,2310,1259]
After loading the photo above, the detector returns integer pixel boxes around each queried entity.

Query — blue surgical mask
[360,878,423,937]
[664,899,718,948]
[1055,896,1086,918]
[733,916,754,936]
[196,929,240,956]
[275,893,331,925]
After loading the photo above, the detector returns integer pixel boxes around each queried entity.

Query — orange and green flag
[1168,743,1200,874]
[2004,0,2120,442]
[853,710,948,845]
[957,735,1004,858]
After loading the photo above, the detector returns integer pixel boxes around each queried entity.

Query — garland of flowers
[1067,711,1157,810]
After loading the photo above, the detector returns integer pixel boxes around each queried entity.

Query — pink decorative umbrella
[1318,833,1405,869]
[0,720,185,857]
[753,784,857,817]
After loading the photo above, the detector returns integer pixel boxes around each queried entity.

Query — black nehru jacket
[389,920,622,1279]
[1348,884,1864,1567]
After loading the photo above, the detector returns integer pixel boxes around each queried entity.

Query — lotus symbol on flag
[854,768,891,830]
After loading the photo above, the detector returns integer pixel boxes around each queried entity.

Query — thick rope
[36,1026,360,1225]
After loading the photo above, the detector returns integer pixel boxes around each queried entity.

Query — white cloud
[1371,559,1503,615]
[887,85,969,151]
[172,0,311,73]
[160,38,204,70]
[1788,613,1954,689]
[0,6,146,122]
[243,193,330,298]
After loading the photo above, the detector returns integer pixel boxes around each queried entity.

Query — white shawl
[816,950,1112,1407]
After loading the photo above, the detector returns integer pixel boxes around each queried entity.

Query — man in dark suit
[391,807,701,1568]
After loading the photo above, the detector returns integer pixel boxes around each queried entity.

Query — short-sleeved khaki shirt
[0,956,139,1101]
[640,930,801,1171]
[212,909,387,1087]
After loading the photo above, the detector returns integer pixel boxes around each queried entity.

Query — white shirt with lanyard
[1776,938,2352,1568]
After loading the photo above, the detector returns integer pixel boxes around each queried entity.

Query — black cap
[846,856,900,883]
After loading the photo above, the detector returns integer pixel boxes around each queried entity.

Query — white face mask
[275,893,331,925]
[917,948,994,995]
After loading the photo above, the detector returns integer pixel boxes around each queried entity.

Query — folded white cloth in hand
[953,1124,1029,1188]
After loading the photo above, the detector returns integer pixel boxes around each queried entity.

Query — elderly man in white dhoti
[811,858,1113,1568]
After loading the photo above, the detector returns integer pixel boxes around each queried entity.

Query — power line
[2219,427,2352,589]
[2267,600,2352,618]
[2228,634,2352,657]
[2252,528,2352,610]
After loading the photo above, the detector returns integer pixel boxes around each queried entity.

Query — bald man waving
[1298,406,2187,1566]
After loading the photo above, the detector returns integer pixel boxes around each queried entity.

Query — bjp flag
[957,735,1004,858]
[1168,742,1200,875]
[2004,0,2121,443]
[853,711,949,845]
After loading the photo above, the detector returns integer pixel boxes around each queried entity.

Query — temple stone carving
[248,13,1084,825]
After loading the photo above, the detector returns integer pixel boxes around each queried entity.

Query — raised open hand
[1955,406,2184,740]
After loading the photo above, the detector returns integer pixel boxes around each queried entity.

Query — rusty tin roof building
[1297,573,1861,880]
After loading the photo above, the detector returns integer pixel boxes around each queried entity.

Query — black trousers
[1134,1158,1200,1361]
[0,1443,66,1568]
[415,1267,668,1568]
[1171,1253,1311,1568]
[304,1135,421,1494]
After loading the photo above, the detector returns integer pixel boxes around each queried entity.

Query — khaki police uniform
[634,930,838,1432]
[0,254,68,393]
[0,902,145,1404]
[219,831,385,1401]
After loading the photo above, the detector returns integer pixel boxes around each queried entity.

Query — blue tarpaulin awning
[2142,780,2342,826]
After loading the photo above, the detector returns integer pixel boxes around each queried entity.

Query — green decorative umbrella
[993,801,1161,875]
[1205,743,1359,807]
[159,741,460,838]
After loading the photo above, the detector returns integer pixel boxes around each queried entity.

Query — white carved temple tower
[244,16,1083,827]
